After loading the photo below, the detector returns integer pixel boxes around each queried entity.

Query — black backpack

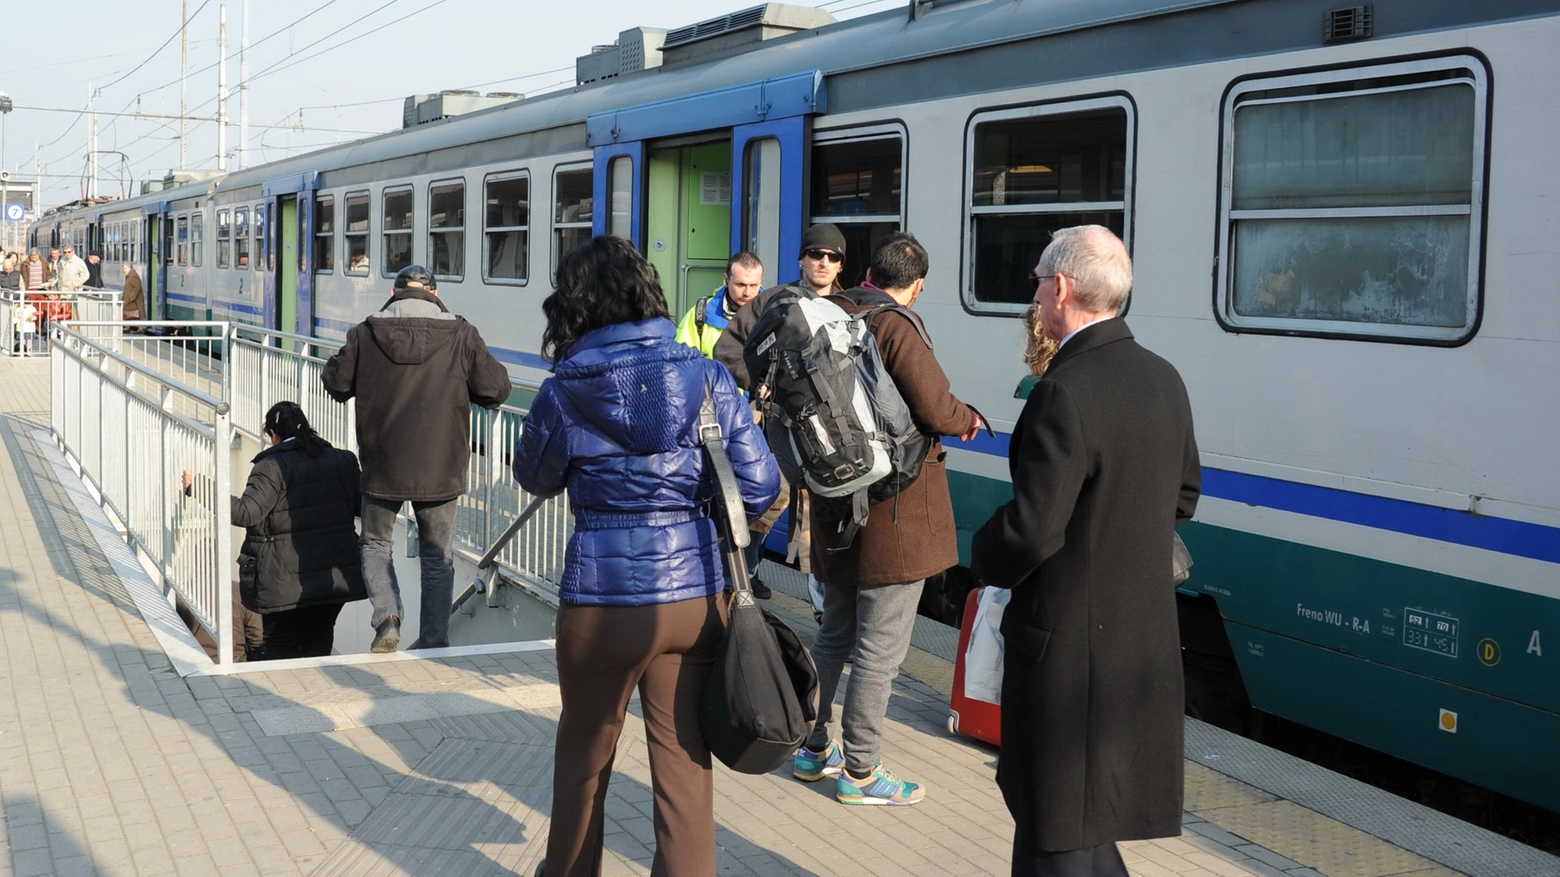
[742,286,932,550]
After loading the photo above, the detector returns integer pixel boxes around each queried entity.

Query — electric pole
[239,0,250,169]
[180,0,189,168]
[218,4,228,171]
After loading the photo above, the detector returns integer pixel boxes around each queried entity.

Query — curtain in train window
[344,193,370,274]
[967,104,1129,311]
[314,197,334,273]
[382,188,413,276]
[190,213,203,268]
[1220,62,1484,341]
[553,168,593,273]
[428,181,464,280]
[810,135,902,290]
[484,173,529,284]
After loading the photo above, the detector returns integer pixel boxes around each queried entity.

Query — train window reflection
[217,211,231,269]
[811,133,903,290]
[429,180,465,281]
[176,216,189,266]
[344,192,370,275]
[1218,60,1485,342]
[383,187,413,276]
[314,197,335,274]
[484,173,529,284]
[744,138,781,287]
[965,101,1131,312]
[191,212,203,268]
[554,167,593,274]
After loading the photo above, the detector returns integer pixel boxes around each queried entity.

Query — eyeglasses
[1027,273,1057,290]
[803,248,843,264]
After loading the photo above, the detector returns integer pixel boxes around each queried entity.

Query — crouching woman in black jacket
[188,402,367,658]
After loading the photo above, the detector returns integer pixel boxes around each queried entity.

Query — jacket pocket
[1005,621,1053,664]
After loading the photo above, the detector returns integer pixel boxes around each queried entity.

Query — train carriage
[29,0,1560,814]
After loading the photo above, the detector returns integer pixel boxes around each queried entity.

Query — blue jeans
[360,495,459,649]
[805,579,924,772]
[744,530,765,577]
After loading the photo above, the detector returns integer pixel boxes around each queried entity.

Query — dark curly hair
[541,236,669,365]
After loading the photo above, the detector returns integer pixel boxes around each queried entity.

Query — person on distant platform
[56,246,88,292]
[121,263,144,325]
[85,251,104,289]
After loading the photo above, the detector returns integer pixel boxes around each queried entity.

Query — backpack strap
[693,294,714,344]
[863,304,934,350]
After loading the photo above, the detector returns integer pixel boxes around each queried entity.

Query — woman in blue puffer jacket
[516,236,780,877]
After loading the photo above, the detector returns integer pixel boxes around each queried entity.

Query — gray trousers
[360,495,458,649]
[805,578,924,773]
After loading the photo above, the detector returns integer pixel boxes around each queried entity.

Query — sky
[0,0,900,211]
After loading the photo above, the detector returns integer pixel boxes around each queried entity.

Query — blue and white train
[31,0,1560,814]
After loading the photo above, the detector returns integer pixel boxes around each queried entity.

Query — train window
[191,213,203,268]
[255,206,269,271]
[811,132,904,289]
[1217,59,1486,343]
[428,180,464,281]
[344,192,370,274]
[175,216,189,266]
[965,99,1131,314]
[234,208,250,269]
[217,211,231,269]
[382,187,413,276]
[607,157,632,239]
[553,166,593,273]
[743,138,782,287]
[314,197,335,273]
[483,172,529,285]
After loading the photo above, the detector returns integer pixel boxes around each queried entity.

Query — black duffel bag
[695,382,819,774]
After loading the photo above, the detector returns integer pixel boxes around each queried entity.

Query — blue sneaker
[837,763,926,806]
[793,741,845,782]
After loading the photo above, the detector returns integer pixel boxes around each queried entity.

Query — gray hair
[1039,225,1132,313]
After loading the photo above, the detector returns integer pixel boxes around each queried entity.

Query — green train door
[145,215,162,320]
[277,195,299,349]
[644,141,732,319]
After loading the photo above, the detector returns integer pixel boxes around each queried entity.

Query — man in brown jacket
[792,232,982,806]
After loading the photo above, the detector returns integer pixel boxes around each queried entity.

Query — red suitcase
[948,587,1002,746]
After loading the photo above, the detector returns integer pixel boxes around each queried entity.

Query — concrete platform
[3,354,1557,877]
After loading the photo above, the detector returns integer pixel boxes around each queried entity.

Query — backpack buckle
[699,421,723,445]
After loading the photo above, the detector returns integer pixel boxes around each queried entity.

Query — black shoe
[370,617,401,654]
[534,860,545,877]
[750,576,772,600]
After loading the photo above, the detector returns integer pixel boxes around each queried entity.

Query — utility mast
[89,82,99,199]
[239,0,250,169]
[217,4,228,171]
[180,0,189,168]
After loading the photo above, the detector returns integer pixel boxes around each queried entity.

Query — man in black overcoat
[972,225,1201,877]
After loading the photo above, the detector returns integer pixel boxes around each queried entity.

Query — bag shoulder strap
[700,380,754,598]
[862,303,934,350]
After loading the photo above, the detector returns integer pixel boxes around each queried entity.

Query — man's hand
[960,413,983,442]
[181,470,194,492]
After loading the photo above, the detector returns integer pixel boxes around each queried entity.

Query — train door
[589,71,823,294]
[144,212,164,320]
[277,196,299,339]
[263,174,319,342]
[644,141,732,317]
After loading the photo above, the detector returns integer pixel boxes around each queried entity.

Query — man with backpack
[673,251,774,599]
[770,233,982,805]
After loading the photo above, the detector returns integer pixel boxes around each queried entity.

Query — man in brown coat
[792,232,982,806]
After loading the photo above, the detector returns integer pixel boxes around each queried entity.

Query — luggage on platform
[949,586,1006,746]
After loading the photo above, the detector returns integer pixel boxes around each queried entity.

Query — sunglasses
[1027,273,1057,290]
[803,248,843,264]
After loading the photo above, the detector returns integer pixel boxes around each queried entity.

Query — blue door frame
[585,71,824,275]
[261,172,318,334]
[731,117,808,287]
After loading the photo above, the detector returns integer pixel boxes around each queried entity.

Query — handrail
[53,324,230,415]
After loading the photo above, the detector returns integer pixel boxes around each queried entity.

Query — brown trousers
[545,595,727,877]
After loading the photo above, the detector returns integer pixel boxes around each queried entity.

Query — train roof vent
[402,91,523,128]
[1323,5,1373,42]
[576,27,669,86]
[660,3,836,67]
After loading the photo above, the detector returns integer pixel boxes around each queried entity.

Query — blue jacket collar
[564,318,676,361]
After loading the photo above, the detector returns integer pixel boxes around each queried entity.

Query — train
[29,0,1560,814]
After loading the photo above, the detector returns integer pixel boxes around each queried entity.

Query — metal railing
[49,314,571,666]
[4,289,123,357]
[49,322,235,665]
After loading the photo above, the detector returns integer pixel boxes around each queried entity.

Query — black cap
[393,265,436,290]
[799,223,846,258]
